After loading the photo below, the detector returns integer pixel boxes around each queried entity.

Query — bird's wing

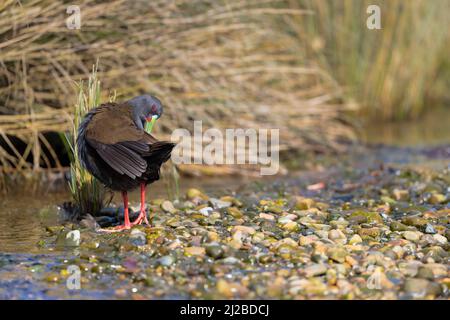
[84,102,171,179]
[85,102,158,145]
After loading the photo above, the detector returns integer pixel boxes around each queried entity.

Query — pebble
[161,201,177,214]
[226,207,243,219]
[184,246,206,256]
[390,221,409,232]
[259,213,275,220]
[278,216,293,224]
[392,189,409,201]
[398,261,422,277]
[205,243,224,259]
[349,234,363,245]
[157,255,175,267]
[198,206,213,216]
[424,224,436,234]
[304,264,327,278]
[299,235,317,246]
[428,193,446,204]
[186,188,208,200]
[216,279,247,298]
[358,227,381,238]
[231,225,256,235]
[403,278,442,298]
[282,221,298,231]
[295,197,315,210]
[65,230,81,246]
[209,198,232,209]
[402,231,422,242]
[327,247,348,263]
[432,234,447,245]
[328,229,347,245]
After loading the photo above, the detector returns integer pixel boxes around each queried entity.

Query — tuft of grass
[64,64,111,217]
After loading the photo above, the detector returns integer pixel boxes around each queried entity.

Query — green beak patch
[145,115,158,134]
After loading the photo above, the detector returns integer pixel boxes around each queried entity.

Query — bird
[76,94,175,231]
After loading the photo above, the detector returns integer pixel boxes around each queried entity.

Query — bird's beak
[144,115,158,134]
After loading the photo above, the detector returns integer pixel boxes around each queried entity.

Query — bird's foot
[131,210,150,226]
[98,223,132,233]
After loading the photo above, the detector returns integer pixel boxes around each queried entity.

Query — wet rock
[327,247,348,263]
[390,221,409,232]
[129,229,147,246]
[424,224,436,234]
[425,262,448,280]
[259,213,275,220]
[329,218,349,229]
[433,234,447,245]
[328,229,347,245]
[403,278,442,298]
[282,221,298,232]
[216,279,247,298]
[416,266,434,280]
[402,231,422,242]
[232,225,256,235]
[221,196,243,207]
[392,189,409,201]
[56,229,80,247]
[198,206,213,216]
[349,234,363,245]
[161,201,177,214]
[266,277,286,297]
[428,193,446,204]
[299,235,317,246]
[278,216,293,224]
[398,261,422,277]
[209,198,232,209]
[226,207,243,219]
[402,216,428,229]
[357,227,381,239]
[304,264,327,278]
[290,278,327,296]
[264,205,283,214]
[184,246,206,257]
[252,232,265,243]
[46,225,64,235]
[186,188,208,200]
[222,257,240,265]
[295,197,315,210]
[205,243,224,259]
[65,230,81,246]
[157,255,175,267]
[349,211,383,224]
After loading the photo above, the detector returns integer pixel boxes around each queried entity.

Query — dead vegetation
[1,0,448,187]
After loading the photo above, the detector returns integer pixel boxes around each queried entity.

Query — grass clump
[65,65,111,217]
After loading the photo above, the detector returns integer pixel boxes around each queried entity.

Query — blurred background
[0,0,449,192]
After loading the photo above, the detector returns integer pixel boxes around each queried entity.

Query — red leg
[122,191,131,228]
[131,183,150,226]
[99,190,131,232]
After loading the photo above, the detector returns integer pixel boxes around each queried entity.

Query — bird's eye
[151,104,157,113]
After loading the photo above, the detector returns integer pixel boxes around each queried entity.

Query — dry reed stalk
[0,0,357,180]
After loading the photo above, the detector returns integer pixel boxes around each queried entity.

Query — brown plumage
[76,95,175,230]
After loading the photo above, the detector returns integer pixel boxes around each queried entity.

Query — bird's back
[77,102,175,191]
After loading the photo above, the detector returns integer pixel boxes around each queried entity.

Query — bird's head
[128,94,163,131]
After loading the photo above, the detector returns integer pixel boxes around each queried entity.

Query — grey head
[127,94,163,130]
